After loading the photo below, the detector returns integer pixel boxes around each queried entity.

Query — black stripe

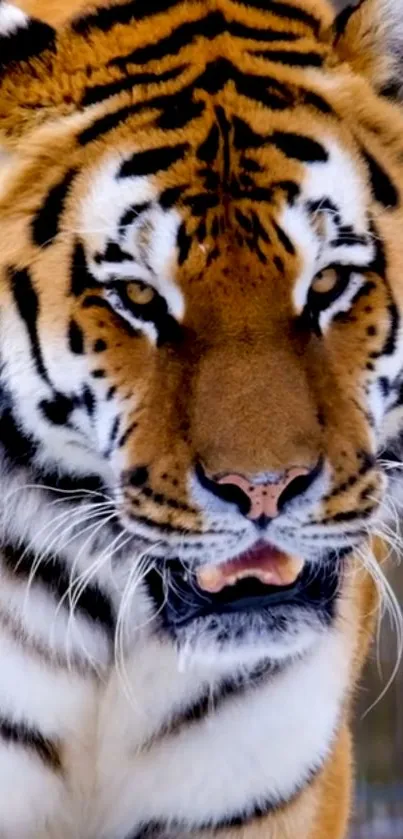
[94,241,132,263]
[80,85,204,143]
[233,115,268,150]
[82,384,96,416]
[0,18,55,76]
[82,65,185,107]
[78,59,292,146]
[120,202,151,228]
[36,468,105,495]
[197,58,292,110]
[31,169,76,248]
[117,419,139,449]
[111,11,226,66]
[302,90,332,114]
[176,222,191,265]
[2,543,115,633]
[272,219,295,254]
[0,716,62,771]
[333,1,363,41]
[183,192,219,214]
[226,20,299,42]
[106,385,117,401]
[111,14,301,69]
[270,180,300,203]
[39,394,74,426]
[369,224,386,278]
[361,148,399,209]
[118,143,188,178]
[250,49,323,66]
[68,319,85,355]
[81,294,115,313]
[70,241,97,297]
[10,267,49,383]
[78,104,133,145]
[271,131,328,162]
[0,399,38,468]
[197,123,220,163]
[159,184,187,209]
[127,767,320,839]
[143,661,273,749]
[126,512,206,536]
[233,0,320,34]
[104,416,121,456]
[322,505,376,523]
[78,86,204,142]
[330,229,368,248]
[73,0,182,34]
[383,300,400,355]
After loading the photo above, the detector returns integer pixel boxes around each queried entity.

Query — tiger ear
[9,0,107,28]
[0,0,117,147]
[0,2,56,145]
[333,0,403,98]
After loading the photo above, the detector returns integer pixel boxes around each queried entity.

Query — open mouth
[196,541,304,593]
[146,541,343,632]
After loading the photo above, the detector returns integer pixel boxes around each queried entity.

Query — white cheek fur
[285,137,373,320]
[80,155,185,328]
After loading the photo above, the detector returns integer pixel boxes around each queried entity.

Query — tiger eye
[126,281,155,305]
[311,268,339,294]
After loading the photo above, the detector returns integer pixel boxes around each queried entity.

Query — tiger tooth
[196,566,226,593]
[196,551,305,594]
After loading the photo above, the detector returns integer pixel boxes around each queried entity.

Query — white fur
[0,748,66,838]
[0,449,353,838]
[91,627,351,837]
[281,200,319,314]
[289,137,374,316]
[0,2,28,36]
[80,156,185,325]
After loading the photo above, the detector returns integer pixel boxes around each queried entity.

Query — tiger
[0,0,402,835]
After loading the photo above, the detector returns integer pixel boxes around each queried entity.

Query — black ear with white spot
[334,0,403,99]
[0,1,55,144]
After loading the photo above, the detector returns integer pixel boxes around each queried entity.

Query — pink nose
[216,467,311,520]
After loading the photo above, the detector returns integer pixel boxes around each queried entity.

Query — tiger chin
[0,0,403,836]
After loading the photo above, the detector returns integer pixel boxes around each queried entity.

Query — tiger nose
[196,463,318,522]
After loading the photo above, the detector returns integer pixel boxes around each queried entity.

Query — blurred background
[326,4,403,836]
[351,566,403,838]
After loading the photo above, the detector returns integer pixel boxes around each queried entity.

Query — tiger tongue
[196,543,304,594]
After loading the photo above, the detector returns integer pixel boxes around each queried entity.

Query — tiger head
[0,0,402,666]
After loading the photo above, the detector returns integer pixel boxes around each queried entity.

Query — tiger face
[0,0,402,666]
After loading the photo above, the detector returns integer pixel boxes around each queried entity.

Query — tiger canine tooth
[196,566,226,593]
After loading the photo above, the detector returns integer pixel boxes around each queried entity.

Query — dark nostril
[278,458,322,511]
[195,462,251,515]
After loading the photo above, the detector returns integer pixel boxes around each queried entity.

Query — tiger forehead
[3,0,333,110]
[80,124,372,312]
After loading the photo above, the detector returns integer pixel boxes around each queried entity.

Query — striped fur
[0,0,402,837]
